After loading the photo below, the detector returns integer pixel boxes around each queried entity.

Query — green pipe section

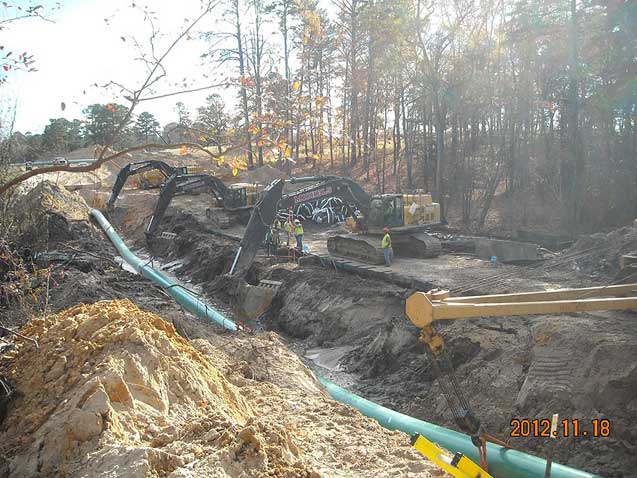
[319,377,602,478]
[89,209,237,331]
[30,159,97,166]
[90,208,602,478]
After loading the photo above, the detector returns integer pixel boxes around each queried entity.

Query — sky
[1,0,244,133]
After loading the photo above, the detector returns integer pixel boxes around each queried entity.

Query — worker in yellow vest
[294,219,304,252]
[381,227,393,266]
[284,219,293,246]
[272,218,282,249]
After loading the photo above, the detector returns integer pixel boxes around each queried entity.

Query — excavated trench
[6,183,631,477]
[109,205,637,478]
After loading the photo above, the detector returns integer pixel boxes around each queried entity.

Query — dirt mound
[14,180,97,248]
[569,225,637,279]
[0,300,252,477]
[241,165,288,185]
[0,300,438,478]
[191,332,436,478]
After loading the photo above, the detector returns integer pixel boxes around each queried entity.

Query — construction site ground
[2,153,637,478]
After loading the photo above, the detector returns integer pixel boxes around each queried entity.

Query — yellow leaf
[217,155,225,165]
[178,145,188,156]
[284,147,291,158]
[232,167,239,177]
[292,80,301,91]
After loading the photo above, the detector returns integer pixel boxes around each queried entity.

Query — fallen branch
[0,325,38,350]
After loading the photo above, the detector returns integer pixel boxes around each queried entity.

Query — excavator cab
[369,195,405,229]
[224,186,248,209]
[226,183,265,209]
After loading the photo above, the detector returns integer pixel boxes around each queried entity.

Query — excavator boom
[107,160,178,209]
[404,282,637,467]
[146,173,252,236]
[230,178,285,275]
[406,283,637,327]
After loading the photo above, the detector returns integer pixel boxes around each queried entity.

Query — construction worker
[283,215,294,247]
[294,219,304,252]
[265,227,275,255]
[381,227,393,266]
[283,219,293,247]
[272,218,282,250]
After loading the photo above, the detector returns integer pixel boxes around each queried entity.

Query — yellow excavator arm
[404,283,637,472]
[406,283,637,328]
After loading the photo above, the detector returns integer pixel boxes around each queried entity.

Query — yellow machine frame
[411,433,493,478]
[406,283,637,328]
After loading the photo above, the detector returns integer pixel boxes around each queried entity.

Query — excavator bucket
[236,279,282,319]
[230,178,284,275]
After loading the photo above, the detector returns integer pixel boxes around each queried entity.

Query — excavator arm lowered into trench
[107,160,184,210]
[404,283,637,471]
[146,173,253,236]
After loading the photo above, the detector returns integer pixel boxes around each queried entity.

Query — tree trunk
[234,0,253,169]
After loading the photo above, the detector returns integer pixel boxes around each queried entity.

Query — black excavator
[230,175,442,273]
[281,176,442,263]
[230,178,285,275]
[145,172,262,236]
[107,160,194,210]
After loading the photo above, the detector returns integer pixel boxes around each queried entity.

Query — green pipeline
[319,378,602,478]
[90,208,602,478]
[89,209,237,331]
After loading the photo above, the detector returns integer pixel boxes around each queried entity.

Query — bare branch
[0,140,249,196]
[138,81,233,102]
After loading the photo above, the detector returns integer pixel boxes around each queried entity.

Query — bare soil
[0,180,443,477]
[6,150,637,478]
[125,191,637,478]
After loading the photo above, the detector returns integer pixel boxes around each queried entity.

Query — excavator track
[327,235,385,265]
[327,233,442,264]
[392,232,442,258]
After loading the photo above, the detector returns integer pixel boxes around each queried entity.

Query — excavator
[107,160,202,209]
[145,172,263,235]
[259,175,442,264]
[404,283,637,475]
[230,176,442,280]
[229,175,442,274]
